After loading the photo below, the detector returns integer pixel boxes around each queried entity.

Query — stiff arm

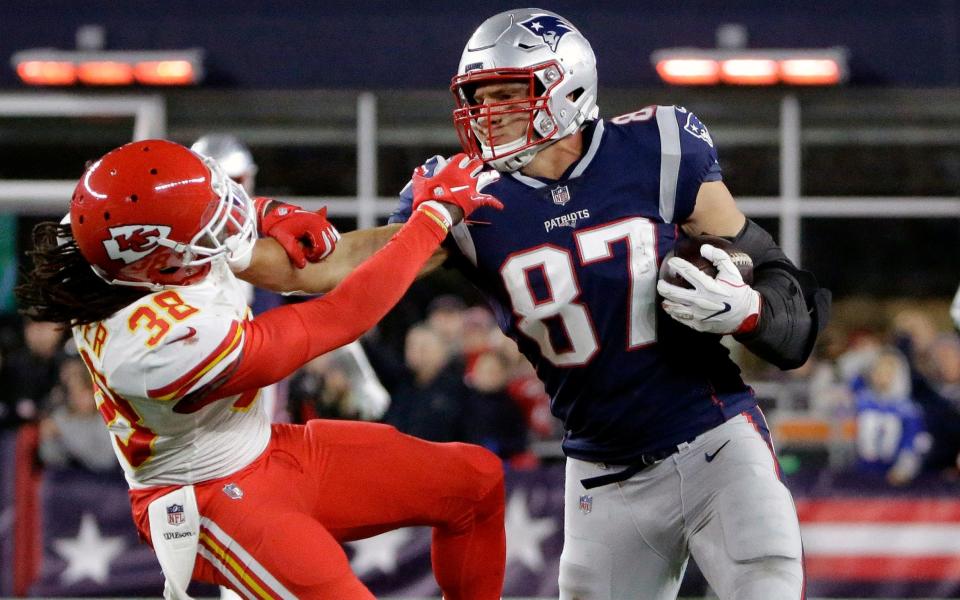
[237,224,448,294]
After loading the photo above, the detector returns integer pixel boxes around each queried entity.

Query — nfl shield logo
[551,185,571,206]
[166,503,185,526]
[223,483,244,500]
[579,495,593,515]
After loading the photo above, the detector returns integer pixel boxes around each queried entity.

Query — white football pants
[559,412,804,600]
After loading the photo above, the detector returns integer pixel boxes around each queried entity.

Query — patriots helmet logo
[519,15,574,52]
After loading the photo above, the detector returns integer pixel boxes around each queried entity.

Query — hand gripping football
[658,235,754,289]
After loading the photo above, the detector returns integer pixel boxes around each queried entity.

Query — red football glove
[254,197,341,268]
[411,154,502,223]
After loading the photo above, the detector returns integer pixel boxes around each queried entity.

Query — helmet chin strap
[89,263,169,292]
[481,134,566,173]
[480,110,599,173]
[481,138,536,173]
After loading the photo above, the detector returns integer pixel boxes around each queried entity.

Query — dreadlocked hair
[15,222,148,327]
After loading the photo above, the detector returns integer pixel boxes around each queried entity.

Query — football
[658,235,754,289]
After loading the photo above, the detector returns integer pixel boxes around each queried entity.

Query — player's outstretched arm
[237,226,449,294]
[212,155,498,398]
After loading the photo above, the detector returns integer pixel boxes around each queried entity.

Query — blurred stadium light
[12,49,204,87]
[652,48,849,86]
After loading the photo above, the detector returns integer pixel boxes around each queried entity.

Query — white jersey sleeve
[109,313,244,407]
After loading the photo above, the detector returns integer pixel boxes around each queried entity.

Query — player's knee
[466,444,505,510]
[717,474,802,562]
[456,443,504,491]
[443,443,504,520]
[729,556,803,600]
[558,537,612,600]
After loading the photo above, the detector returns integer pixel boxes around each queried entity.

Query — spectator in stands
[913,334,960,473]
[852,347,930,486]
[497,337,556,441]
[891,309,960,474]
[38,355,117,473]
[0,319,63,429]
[924,334,960,402]
[462,305,497,375]
[287,342,391,422]
[426,294,467,354]
[288,354,360,422]
[465,349,531,464]
[806,326,855,417]
[837,328,884,383]
[382,324,471,443]
[892,308,940,371]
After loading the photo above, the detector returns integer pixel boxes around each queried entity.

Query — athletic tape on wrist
[417,201,453,227]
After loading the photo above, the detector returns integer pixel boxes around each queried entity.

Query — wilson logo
[103,225,172,264]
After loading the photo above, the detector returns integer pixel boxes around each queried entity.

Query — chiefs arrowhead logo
[102,225,172,264]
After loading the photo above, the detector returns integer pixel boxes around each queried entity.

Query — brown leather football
[658,235,754,289]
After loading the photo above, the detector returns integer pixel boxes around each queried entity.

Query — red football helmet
[70,139,256,290]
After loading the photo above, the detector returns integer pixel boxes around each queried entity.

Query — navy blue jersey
[391,106,756,463]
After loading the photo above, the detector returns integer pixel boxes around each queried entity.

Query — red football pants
[130,420,506,599]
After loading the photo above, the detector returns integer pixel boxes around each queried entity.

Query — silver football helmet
[190,134,258,195]
[451,8,599,172]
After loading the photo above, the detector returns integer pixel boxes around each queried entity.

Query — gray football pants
[559,412,804,600]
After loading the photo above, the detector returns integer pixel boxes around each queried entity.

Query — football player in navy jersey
[239,8,830,600]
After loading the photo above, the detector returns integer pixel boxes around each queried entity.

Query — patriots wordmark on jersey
[393,106,753,464]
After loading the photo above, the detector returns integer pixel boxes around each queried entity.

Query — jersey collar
[509,119,605,190]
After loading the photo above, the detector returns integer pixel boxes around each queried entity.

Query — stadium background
[1,1,960,598]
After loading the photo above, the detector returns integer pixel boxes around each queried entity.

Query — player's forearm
[212,211,447,397]
[238,225,404,294]
[291,212,448,354]
[731,220,831,369]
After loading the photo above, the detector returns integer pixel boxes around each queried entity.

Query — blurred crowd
[3,297,960,487]
[0,319,120,474]
[750,304,960,486]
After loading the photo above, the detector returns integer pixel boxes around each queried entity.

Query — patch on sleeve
[389,155,448,224]
[681,110,714,147]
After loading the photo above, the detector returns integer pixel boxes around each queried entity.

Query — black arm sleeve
[729,220,832,370]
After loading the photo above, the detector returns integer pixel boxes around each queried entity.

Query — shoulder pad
[110,314,244,402]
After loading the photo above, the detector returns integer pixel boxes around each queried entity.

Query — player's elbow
[735,270,819,370]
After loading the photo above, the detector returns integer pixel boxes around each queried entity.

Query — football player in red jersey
[17,140,506,599]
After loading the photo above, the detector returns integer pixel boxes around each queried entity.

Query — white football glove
[656,243,761,335]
